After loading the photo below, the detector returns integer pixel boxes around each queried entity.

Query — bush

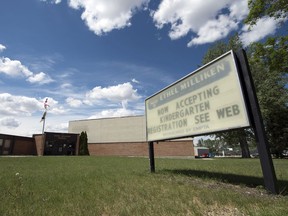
[79,131,89,155]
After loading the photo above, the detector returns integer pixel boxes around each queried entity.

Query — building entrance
[44,132,78,156]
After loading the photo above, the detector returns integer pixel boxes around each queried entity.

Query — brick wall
[13,139,37,155]
[34,134,45,156]
[88,140,194,157]
[0,134,36,156]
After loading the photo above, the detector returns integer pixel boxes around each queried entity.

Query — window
[4,139,11,148]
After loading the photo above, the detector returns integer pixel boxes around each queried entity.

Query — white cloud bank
[42,0,286,46]
[152,0,285,47]
[88,107,139,119]
[0,93,70,136]
[151,0,247,46]
[66,82,143,119]
[68,0,149,35]
[85,82,141,105]
[0,57,54,85]
[0,94,67,117]
[0,117,21,129]
[0,93,42,116]
[240,16,287,47]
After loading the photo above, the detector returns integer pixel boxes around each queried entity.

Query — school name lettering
[148,60,230,109]
[159,64,225,102]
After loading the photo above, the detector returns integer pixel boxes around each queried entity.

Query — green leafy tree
[245,0,288,26]
[202,35,288,158]
[79,131,89,156]
[247,36,288,157]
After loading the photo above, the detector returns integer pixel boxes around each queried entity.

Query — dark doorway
[44,132,78,156]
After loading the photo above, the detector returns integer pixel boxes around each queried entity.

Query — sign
[145,51,250,141]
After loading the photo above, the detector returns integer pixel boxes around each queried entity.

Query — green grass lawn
[0,156,287,215]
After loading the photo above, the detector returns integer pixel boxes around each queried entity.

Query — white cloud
[0,44,6,52]
[88,107,138,119]
[0,57,33,77]
[0,94,67,117]
[26,72,54,84]
[61,83,73,89]
[0,117,21,128]
[87,97,143,119]
[240,16,286,47]
[152,0,249,46]
[46,122,68,132]
[66,97,83,108]
[68,0,149,35]
[0,93,42,116]
[131,78,140,84]
[229,0,249,20]
[0,95,72,137]
[85,82,141,105]
[41,0,62,4]
[188,15,238,46]
[41,97,68,115]
[0,57,53,85]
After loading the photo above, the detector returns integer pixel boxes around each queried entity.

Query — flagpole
[41,98,49,155]
[41,116,46,155]
[42,115,46,135]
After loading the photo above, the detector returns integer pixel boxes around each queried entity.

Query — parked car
[194,147,210,158]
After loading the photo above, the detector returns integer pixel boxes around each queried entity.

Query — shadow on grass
[161,169,288,195]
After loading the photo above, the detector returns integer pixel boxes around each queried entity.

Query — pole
[42,117,46,135]
[40,98,49,156]
[235,49,278,194]
[149,141,155,173]
[41,116,46,155]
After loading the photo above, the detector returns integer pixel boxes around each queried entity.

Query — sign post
[148,141,155,173]
[235,49,278,194]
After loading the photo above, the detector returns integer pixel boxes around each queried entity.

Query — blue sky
[0,0,287,137]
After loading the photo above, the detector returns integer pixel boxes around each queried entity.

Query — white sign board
[145,51,250,141]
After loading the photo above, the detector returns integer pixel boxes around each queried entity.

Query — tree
[245,0,288,26]
[79,131,89,156]
[247,36,288,157]
[202,35,288,158]
[201,34,243,64]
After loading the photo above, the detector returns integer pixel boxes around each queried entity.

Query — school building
[68,115,194,157]
[0,132,79,156]
[1,115,194,157]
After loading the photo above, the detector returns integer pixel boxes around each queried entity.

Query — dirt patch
[206,204,245,216]
[191,177,272,198]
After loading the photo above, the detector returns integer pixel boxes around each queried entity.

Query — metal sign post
[235,49,278,194]
[148,141,155,173]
